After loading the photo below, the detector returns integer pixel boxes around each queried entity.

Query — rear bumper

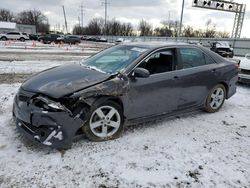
[13,95,84,149]
[227,75,238,99]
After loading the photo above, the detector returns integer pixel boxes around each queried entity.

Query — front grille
[241,69,250,75]
[217,48,231,52]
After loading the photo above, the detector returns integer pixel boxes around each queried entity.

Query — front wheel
[83,100,124,142]
[205,84,226,113]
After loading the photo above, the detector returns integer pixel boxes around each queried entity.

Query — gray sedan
[13,42,238,149]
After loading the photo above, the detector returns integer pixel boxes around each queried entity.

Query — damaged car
[238,53,250,84]
[210,41,234,58]
[13,42,238,149]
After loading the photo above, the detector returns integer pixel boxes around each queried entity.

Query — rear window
[180,48,215,69]
[8,32,20,35]
[180,48,206,69]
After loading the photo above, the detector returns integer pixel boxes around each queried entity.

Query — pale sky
[1,0,250,37]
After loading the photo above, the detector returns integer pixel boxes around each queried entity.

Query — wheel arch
[218,81,229,98]
[94,95,124,113]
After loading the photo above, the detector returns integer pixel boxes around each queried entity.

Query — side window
[205,54,216,65]
[139,49,174,75]
[7,32,16,35]
[180,48,206,69]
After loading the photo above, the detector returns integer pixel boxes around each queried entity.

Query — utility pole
[78,16,81,27]
[179,0,185,37]
[80,3,84,27]
[102,0,109,35]
[62,5,68,34]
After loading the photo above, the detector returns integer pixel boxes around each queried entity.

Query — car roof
[119,41,226,65]
[121,41,192,49]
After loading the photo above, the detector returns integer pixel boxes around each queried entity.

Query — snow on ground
[0,83,249,188]
[0,41,110,54]
[0,60,88,74]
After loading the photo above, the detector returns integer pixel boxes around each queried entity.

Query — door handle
[173,76,179,80]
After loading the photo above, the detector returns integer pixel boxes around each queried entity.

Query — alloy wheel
[209,88,225,110]
[89,105,121,138]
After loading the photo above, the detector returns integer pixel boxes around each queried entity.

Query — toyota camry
[13,42,238,149]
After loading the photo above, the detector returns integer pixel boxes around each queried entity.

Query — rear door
[175,47,220,110]
[7,32,20,40]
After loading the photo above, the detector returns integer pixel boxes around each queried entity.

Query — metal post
[62,5,68,34]
[80,3,84,27]
[104,0,108,35]
[179,0,185,37]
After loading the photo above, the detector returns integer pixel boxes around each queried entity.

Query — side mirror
[132,68,150,78]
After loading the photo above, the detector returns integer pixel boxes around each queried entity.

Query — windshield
[81,45,148,74]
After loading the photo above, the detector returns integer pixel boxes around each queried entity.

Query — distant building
[0,21,36,34]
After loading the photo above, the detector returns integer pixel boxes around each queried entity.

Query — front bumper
[13,94,84,149]
[217,51,233,58]
[238,73,250,84]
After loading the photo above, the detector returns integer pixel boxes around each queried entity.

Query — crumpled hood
[21,64,111,98]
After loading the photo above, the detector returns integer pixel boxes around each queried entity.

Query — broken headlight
[34,96,66,111]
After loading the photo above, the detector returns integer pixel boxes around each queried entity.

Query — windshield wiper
[81,64,107,74]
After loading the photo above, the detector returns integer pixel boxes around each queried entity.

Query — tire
[20,37,25,42]
[83,100,124,142]
[204,84,226,113]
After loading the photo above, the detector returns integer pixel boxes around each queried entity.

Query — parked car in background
[115,38,125,44]
[96,37,108,43]
[0,32,29,42]
[210,41,234,58]
[86,36,97,41]
[13,42,238,149]
[56,35,81,44]
[29,34,39,41]
[115,38,131,45]
[239,54,250,84]
[38,34,61,44]
[81,35,88,40]
[188,40,203,46]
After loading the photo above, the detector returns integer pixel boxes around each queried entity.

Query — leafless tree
[16,9,49,33]
[139,20,152,36]
[204,19,216,38]
[86,18,104,35]
[0,9,14,22]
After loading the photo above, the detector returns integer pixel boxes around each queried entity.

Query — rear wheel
[83,100,124,141]
[20,37,25,42]
[205,84,226,113]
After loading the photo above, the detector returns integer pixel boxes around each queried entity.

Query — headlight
[35,96,66,110]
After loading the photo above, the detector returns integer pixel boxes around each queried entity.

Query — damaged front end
[13,88,86,149]
[13,74,129,149]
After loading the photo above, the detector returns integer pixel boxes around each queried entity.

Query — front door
[124,48,181,120]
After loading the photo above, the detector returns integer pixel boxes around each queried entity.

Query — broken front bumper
[13,93,84,149]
